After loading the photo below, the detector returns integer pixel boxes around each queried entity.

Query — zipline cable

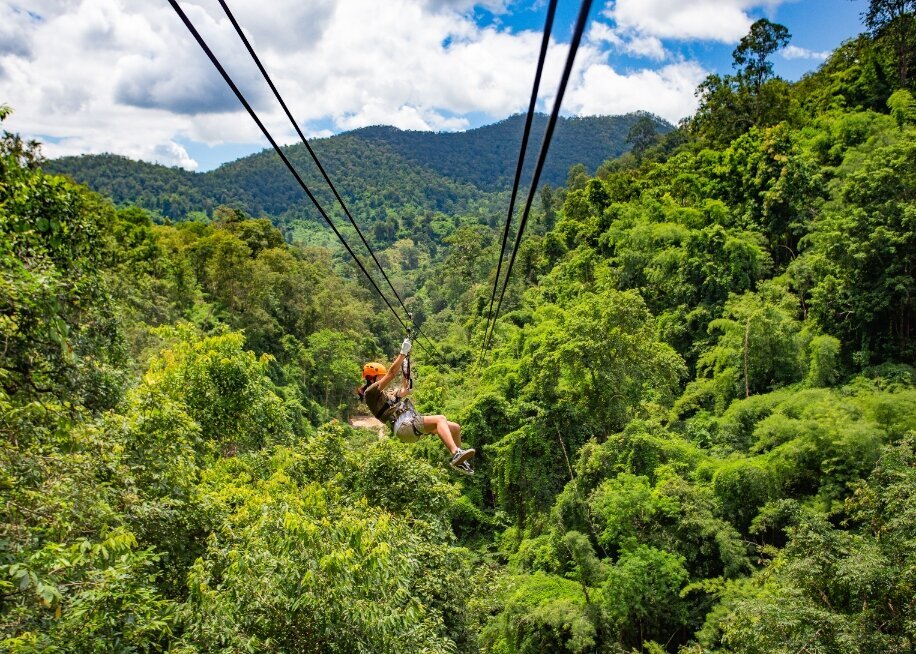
[477,0,558,369]
[480,0,594,360]
[167,0,430,351]
[215,0,443,361]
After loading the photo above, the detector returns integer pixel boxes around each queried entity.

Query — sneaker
[449,447,476,468]
[456,460,474,476]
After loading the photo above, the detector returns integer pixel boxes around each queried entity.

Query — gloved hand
[400,337,412,356]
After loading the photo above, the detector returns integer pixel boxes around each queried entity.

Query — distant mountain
[46,112,669,221]
[349,113,667,191]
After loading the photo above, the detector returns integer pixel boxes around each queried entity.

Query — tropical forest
[1,1,915,653]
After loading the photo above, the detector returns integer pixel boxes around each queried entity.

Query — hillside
[349,113,665,191]
[45,112,667,221]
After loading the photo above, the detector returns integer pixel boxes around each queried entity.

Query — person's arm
[376,338,412,390]
[376,353,404,390]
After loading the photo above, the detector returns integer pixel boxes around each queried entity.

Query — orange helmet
[362,362,387,379]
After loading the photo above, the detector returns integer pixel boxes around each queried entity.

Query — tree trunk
[744,316,753,398]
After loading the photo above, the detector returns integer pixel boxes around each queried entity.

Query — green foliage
[177,427,465,653]
[575,421,702,492]
[695,285,807,407]
[691,21,796,146]
[295,329,362,414]
[487,282,686,436]
[1,529,175,653]
[798,127,915,364]
[602,545,690,647]
[591,473,665,554]
[480,282,686,527]
[480,573,598,654]
[349,437,458,533]
[703,437,916,652]
[1,136,125,415]
[887,88,916,126]
[627,115,661,160]
[863,0,916,87]
[145,327,297,453]
[733,20,792,92]
[806,334,842,387]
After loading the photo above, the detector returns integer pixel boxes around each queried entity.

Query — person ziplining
[357,337,475,475]
[168,0,590,479]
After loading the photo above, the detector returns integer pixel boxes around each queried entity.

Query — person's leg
[447,421,462,447]
[422,415,457,453]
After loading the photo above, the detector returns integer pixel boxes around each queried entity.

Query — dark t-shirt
[364,383,394,422]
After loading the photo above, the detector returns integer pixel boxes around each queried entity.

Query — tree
[0,110,125,415]
[566,163,590,191]
[691,20,793,144]
[697,287,806,404]
[527,286,686,435]
[479,573,597,654]
[707,438,916,652]
[733,19,792,93]
[602,545,690,648]
[888,87,916,127]
[144,326,297,453]
[539,183,557,232]
[799,132,915,364]
[299,328,361,414]
[863,0,916,87]
[627,115,660,161]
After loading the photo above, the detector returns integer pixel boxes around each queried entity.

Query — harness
[380,395,413,423]
[379,396,423,437]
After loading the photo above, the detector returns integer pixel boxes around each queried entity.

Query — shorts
[393,409,426,443]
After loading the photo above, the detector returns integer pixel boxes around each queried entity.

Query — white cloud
[152,140,199,170]
[335,104,470,132]
[0,5,36,58]
[781,44,830,60]
[0,0,753,170]
[214,0,336,53]
[601,0,785,43]
[623,34,667,60]
[588,21,667,61]
[38,131,200,169]
[567,60,708,124]
[422,0,509,11]
[586,1,791,65]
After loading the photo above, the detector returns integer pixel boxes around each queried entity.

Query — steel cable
[477,0,558,368]
[215,0,443,361]
[167,0,428,348]
[480,0,594,360]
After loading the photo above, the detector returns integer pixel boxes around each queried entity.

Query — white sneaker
[449,448,475,467]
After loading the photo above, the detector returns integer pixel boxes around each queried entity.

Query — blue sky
[1,0,869,171]
[475,1,864,80]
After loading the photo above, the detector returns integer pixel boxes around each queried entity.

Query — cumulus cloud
[600,0,784,43]
[583,0,791,69]
[781,44,830,60]
[114,55,240,114]
[152,140,199,170]
[588,21,667,60]
[111,2,270,114]
[568,60,708,124]
[217,0,336,53]
[1,0,758,170]
[0,4,36,57]
[422,0,509,12]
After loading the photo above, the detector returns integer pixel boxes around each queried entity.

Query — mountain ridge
[45,112,670,221]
